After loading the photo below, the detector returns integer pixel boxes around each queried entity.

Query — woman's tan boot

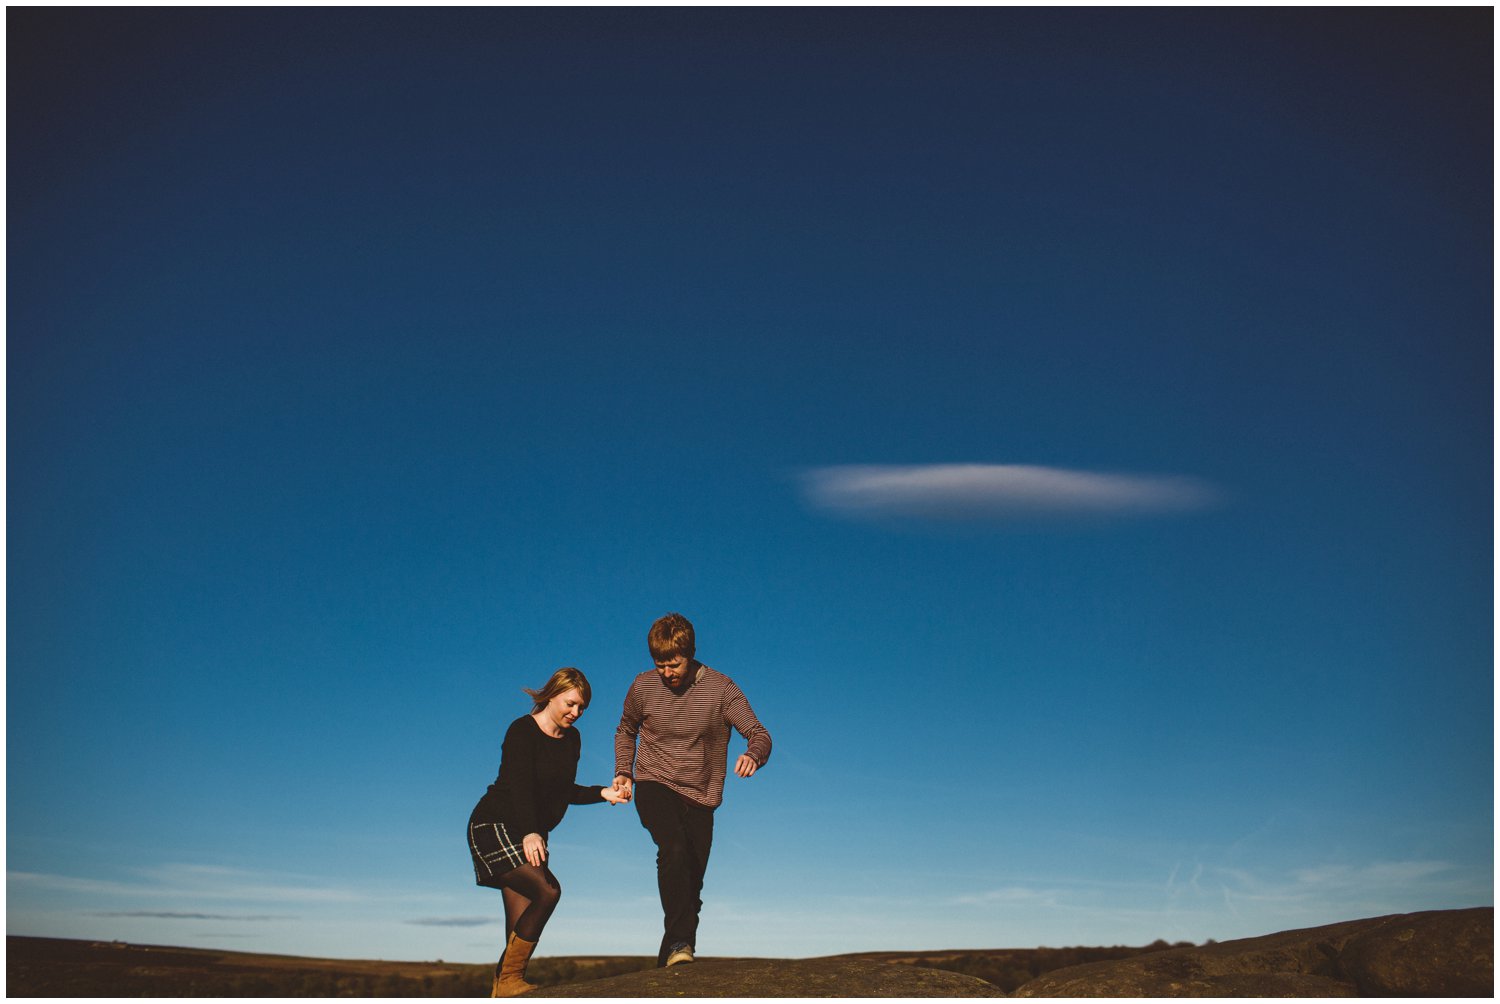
[490,932,539,997]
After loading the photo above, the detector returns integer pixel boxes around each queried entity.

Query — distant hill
[2,936,1157,997]
[5,935,1165,997]
[7,908,1491,997]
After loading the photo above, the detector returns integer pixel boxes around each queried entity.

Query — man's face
[654,654,691,687]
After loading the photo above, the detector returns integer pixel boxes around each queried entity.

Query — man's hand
[733,754,759,778]
[602,783,630,805]
[523,833,547,867]
[613,775,634,801]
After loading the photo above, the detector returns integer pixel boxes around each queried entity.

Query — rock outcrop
[530,956,1007,997]
[1012,907,1492,997]
[12,908,1488,997]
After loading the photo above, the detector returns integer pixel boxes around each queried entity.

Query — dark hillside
[4,937,651,997]
[8,909,1490,997]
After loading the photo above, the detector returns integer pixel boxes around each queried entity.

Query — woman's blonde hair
[525,667,592,714]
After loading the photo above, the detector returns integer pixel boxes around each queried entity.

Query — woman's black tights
[499,863,561,943]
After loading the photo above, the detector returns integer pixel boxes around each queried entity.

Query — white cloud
[406,916,500,928]
[800,464,1222,523]
[1291,860,1455,889]
[9,864,361,904]
[949,886,1061,907]
[1177,858,1486,929]
[92,911,291,921]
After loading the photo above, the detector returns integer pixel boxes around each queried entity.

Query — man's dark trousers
[634,780,715,966]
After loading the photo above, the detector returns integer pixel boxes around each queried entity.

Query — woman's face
[544,687,586,730]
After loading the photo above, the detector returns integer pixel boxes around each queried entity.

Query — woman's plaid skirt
[468,818,528,887]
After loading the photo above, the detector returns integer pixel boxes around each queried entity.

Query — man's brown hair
[648,612,696,662]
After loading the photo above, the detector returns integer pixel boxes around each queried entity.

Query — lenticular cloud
[801,464,1221,522]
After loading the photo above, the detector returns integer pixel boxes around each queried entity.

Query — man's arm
[613,681,643,798]
[724,681,771,777]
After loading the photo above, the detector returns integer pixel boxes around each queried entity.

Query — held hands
[522,833,547,867]
[607,762,756,803]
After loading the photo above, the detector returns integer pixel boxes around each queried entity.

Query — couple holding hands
[467,613,773,997]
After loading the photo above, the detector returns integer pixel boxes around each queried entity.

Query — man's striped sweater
[614,663,772,808]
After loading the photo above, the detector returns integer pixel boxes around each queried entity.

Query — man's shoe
[666,942,695,967]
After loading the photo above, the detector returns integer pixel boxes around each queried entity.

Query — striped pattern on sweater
[614,663,772,808]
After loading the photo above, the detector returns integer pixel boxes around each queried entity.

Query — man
[614,612,772,967]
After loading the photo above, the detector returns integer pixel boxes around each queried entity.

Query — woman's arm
[571,783,611,804]
[501,719,543,839]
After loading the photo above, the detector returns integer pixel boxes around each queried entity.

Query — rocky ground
[1011,907,1492,998]
[8,906,1491,996]
[533,907,1492,997]
[530,956,1006,997]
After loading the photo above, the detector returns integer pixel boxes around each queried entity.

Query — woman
[468,667,628,997]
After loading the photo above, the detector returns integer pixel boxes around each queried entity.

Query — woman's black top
[471,715,605,837]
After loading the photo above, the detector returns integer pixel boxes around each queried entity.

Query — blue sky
[8,8,1492,963]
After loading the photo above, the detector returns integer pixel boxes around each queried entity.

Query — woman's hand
[523,833,547,867]
[612,775,633,801]
[602,784,630,805]
[734,754,759,778]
